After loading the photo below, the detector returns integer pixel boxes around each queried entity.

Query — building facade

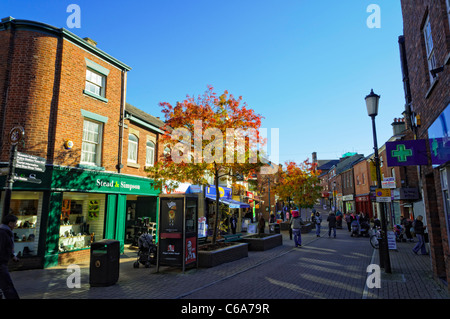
[400,0,450,290]
[0,18,162,269]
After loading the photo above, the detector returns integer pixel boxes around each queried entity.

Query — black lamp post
[365,89,392,273]
[333,181,337,213]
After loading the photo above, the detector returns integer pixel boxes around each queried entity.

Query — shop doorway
[125,195,158,246]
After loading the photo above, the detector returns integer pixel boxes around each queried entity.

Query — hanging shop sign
[428,103,450,166]
[385,140,428,167]
[382,177,396,189]
[392,188,419,200]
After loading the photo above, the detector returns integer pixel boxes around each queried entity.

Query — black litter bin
[269,223,280,234]
[89,239,120,287]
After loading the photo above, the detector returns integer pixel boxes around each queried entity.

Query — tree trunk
[212,168,220,244]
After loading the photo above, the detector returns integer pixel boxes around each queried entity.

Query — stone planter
[301,223,313,234]
[198,242,248,268]
[239,233,282,251]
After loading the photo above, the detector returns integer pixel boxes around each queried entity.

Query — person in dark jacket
[0,214,20,299]
[230,213,238,234]
[412,215,427,255]
[327,212,337,238]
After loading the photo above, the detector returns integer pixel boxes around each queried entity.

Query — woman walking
[290,210,302,247]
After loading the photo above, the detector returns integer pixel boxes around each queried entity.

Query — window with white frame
[447,0,450,30]
[81,119,102,166]
[128,134,138,163]
[423,15,437,81]
[85,69,106,97]
[146,141,155,166]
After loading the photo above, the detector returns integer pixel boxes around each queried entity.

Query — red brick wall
[401,0,450,288]
[0,30,59,161]
[54,38,124,171]
[58,248,90,266]
[0,27,126,171]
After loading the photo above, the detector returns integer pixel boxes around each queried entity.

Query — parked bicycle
[369,227,381,249]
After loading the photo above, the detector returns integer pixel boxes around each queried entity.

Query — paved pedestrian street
[10,209,449,305]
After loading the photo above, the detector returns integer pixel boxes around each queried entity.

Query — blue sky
[2,0,406,166]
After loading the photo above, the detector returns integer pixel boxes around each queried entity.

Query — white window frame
[423,15,437,81]
[85,69,106,97]
[81,119,103,166]
[128,134,139,163]
[447,0,450,31]
[146,141,155,167]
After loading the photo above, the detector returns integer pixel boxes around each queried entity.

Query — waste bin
[269,223,280,234]
[89,239,120,287]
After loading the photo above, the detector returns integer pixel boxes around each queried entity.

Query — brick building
[0,17,163,268]
[399,0,450,290]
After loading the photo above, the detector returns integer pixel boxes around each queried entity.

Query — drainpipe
[117,69,127,173]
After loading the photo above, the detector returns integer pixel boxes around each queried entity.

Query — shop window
[59,193,105,253]
[9,192,43,257]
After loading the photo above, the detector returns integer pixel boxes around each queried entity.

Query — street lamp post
[365,89,392,273]
[333,181,337,213]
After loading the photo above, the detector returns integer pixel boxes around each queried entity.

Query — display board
[157,194,198,272]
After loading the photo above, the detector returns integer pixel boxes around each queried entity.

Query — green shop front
[0,165,160,269]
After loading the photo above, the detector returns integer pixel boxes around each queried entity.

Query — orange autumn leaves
[147,85,265,191]
[273,160,322,209]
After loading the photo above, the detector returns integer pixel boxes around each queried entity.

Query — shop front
[0,165,159,269]
[205,186,250,235]
[355,194,373,218]
[342,194,355,214]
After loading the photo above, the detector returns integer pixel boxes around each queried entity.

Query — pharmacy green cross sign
[391,144,412,162]
[386,140,428,167]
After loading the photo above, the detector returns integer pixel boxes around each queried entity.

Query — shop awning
[205,195,250,208]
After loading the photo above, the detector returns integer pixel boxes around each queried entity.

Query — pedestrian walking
[401,216,414,242]
[269,212,275,224]
[230,213,237,234]
[327,212,337,238]
[345,213,351,232]
[336,209,343,229]
[315,212,322,237]
[0,214,20,299]
[290,210,302,247]
[258,213,265,234]
[310,209,316,224]
[412,215,428,255]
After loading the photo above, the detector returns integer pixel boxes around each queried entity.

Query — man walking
[327,212,337,238]
[412,215,428,255]
[0,214,20,299]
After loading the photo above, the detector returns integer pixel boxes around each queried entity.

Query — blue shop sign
[206,185,232,199]
[428,103,450,166]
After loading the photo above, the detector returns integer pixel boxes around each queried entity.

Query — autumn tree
[146,86,266,244]
[273,159,322,218]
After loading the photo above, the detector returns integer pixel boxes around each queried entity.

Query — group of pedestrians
[289,208,340,247]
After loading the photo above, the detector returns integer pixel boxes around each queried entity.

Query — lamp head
[365,89,380,117]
